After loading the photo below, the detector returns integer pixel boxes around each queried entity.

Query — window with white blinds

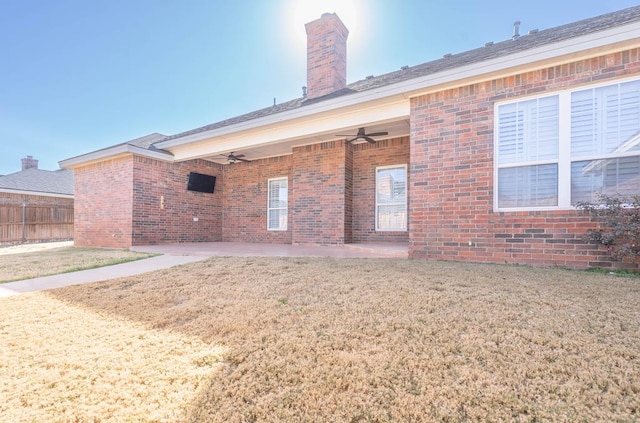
[496,97,559,208]
[495,78,640,210]
[267,177,287,230]
[570,80,640,203]
[376,165,407,231]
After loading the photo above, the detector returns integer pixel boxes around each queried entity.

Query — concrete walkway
[0,255,205,298]
[0,242,407,298]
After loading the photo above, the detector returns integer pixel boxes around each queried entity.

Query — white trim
[375,164,408,232]
[59,144,174,169]
[165,100,409,162]
[0,188,74,199]
[557,93,572,208]
[399,23,640,100]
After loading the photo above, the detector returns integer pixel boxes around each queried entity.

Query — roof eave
[59,144,174,169]
[397,20,640,99]
[0,188,74,198]
[154,20,640,150]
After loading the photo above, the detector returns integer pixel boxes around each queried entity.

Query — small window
[267,177,288,231]
[376,165,407,231]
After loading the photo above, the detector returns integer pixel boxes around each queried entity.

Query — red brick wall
[352,136,410,243]
[292,140,350,244]
[222,155,292,243]
[74,156,134,248]
[131,157,223,245]
[409,48,640,269]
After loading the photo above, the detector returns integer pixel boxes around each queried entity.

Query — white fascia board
[59,144,174,169]
[155,93,409,150]
[168,99,410,162]
[393,22,640,99]
[156,22,640,151]
[0,188,74,199]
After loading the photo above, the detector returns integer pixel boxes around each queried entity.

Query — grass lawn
[0,246,157,283]
[1,257,639,422]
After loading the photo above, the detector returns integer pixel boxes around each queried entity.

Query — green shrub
[576,194,640,261]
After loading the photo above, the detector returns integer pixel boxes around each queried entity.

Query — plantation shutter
[267,178,288,230]
[376,166,407,231]
[570,80,640,203]
[496,96,559,208]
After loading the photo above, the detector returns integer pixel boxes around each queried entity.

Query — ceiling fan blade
[233,154,245,158]
[365,131,388,137]
[236,157,250,162]
[363,136,376,144]
[347,137,358,143]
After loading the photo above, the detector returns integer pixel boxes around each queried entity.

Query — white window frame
[375,164,408,232]
[494,76,640,212]
[267,177,288,231]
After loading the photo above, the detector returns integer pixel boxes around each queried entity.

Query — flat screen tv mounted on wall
[187,172,216,193]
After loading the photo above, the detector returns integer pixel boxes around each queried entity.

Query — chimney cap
[21,155,39,171]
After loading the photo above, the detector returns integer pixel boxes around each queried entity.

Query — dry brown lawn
[1,257,639,422]
[0,246,156,283]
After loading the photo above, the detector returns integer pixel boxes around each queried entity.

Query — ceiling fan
[336,127,389,144]
[221,152,250,163]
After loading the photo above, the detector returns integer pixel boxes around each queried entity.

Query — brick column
[292,140,352,244]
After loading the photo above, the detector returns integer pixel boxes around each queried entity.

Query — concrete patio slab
[130,242,408,258]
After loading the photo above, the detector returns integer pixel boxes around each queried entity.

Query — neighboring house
[61,6,640,269]
[0,156,74,243]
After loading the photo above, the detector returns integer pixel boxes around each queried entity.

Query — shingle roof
[125,132,168,149]
[0,168,74,196]
[159,5,640,144]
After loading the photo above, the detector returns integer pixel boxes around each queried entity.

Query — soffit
[165,97,410,163]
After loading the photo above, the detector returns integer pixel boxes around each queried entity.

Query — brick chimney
[22,155,38,170]
[305,13,349,100]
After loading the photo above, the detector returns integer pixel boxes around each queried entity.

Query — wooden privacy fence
[0,204,74,244]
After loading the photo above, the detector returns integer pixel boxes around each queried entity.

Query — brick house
[0,156,74,243]
[61,7,640,269]
[0,156,74,208]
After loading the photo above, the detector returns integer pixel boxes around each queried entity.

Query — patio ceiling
[159,94,411,164]
[198,119,411,165]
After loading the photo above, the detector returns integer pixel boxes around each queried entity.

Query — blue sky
[1,0,638,175]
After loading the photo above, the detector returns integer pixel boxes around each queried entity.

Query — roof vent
[528,28,539,35]
[401,65,409,70]
[366,75,374,79]
[443,53,452,58]
[485,41,494,47]
[512,21,521,40]
[302,86,307,97]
